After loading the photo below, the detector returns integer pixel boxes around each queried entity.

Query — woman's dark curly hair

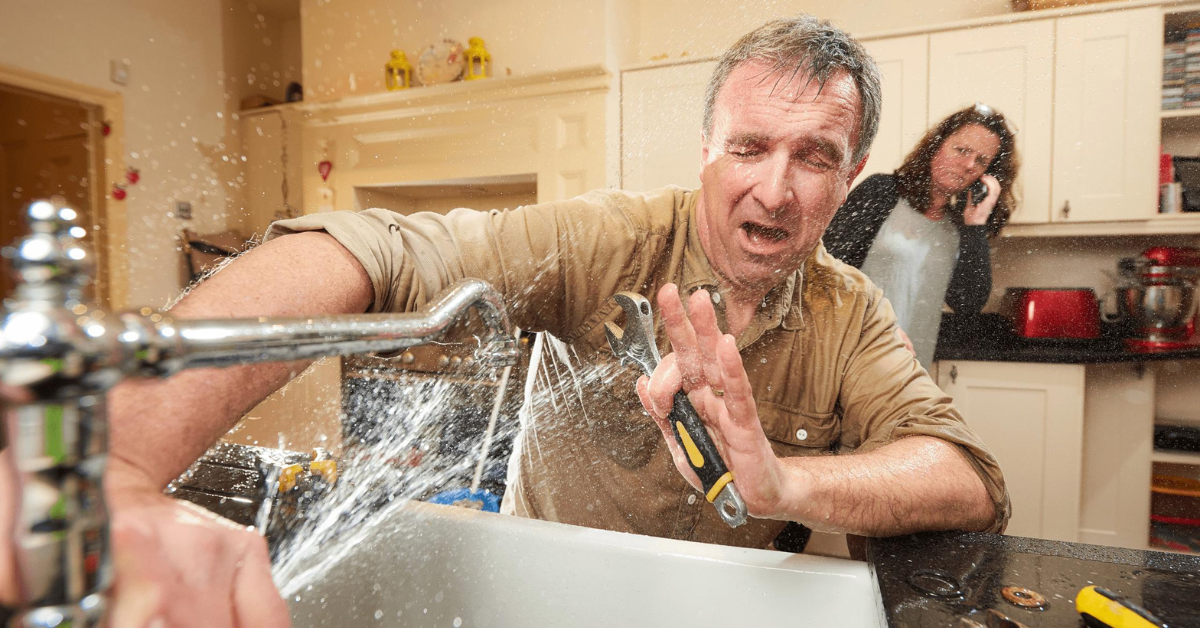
[894,104,1020,236]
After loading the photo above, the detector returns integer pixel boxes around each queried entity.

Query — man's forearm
[778,436,996,536]
[108,232,373,489]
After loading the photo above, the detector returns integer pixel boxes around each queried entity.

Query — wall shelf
[1003,214,1200,236]
[1151,449,1200,465]
[1162,108,1200,119]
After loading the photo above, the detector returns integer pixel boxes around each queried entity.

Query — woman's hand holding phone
[963,174,1000,226]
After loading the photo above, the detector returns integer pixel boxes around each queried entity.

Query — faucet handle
[476,331,521,367]
[3,198,93,291]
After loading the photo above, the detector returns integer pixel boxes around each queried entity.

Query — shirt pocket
[757,400,840,457]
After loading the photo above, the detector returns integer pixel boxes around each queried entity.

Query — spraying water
[269,330,628,600]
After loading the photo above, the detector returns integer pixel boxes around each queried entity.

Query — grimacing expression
[929,123,1001,196]
[697,60,866,292]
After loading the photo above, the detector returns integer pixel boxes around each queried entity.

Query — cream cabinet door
[239,108,304,236]
[859,35,929,181]
[938,361,1085,541]
[929,21,1055,225]
[621,61,715,192]
[1079,364,1154,550]
[1051,8,1162,223]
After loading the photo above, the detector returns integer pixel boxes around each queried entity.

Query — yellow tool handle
[1076,585,1166,628]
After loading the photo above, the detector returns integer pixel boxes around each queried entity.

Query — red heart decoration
[318,160,333,182]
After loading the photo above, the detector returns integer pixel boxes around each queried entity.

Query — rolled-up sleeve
[264,192,643,338]
[837,288,1011,533]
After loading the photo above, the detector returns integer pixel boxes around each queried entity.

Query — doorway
[0,77,112,304]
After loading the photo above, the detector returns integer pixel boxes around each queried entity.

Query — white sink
[287,502,885,627]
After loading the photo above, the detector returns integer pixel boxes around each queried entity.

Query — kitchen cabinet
[937,360,1085,541]
[928,20,1055,225]
[618,3,1195,235]
[229,106,342,455]
[621,61,714,191]
[926,9,1162,226]
[1051,8,1162,223]
[1078,364,1155,550]
[620,36,931,189]
[238,106,304,236]
[859,35,929,180]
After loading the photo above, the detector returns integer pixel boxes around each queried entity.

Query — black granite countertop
[868,530,1200,627]
[934,314,1200,364]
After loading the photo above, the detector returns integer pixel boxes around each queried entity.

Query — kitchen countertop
[934,314,1200,364]
[868,530,1200,627]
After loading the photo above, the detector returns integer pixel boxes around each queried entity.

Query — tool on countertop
[604,291,747,528]
[169,442,340,557]
[1076,585,1167,628]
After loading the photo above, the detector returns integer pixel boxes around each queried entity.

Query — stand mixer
[1116,246,1200,351]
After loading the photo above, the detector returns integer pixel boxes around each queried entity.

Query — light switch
[110,59,130,86]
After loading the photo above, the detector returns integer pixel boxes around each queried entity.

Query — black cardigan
[822,173,992,314]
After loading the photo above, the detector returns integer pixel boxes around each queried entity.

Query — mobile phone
[968,179,990,205]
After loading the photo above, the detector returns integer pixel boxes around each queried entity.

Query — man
[7,14,1008,627]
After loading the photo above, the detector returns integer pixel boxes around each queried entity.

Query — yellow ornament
[464,37,491,81]
[385,50,412,91]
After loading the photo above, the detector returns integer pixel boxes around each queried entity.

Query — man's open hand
[635,283,790,520]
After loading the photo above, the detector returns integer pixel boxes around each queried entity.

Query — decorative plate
[416,39,466,86]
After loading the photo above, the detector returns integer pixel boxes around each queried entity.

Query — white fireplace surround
[292,65,611,213]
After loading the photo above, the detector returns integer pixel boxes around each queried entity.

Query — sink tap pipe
[470,328,519,492]
[124,275,520,375]
[0,198,519,627]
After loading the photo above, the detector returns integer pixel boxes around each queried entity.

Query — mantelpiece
[293,65,612,212]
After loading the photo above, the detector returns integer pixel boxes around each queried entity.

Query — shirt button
[796,429,808,441]
[687,494,698,505]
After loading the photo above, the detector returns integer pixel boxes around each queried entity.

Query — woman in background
[824,103,1020,368]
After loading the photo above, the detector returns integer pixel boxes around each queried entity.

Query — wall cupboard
[621,4,1194,235]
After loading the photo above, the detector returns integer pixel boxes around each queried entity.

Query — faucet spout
[123,277,520,376]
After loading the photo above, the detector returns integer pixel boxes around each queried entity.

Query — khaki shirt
[268,186,1010,548]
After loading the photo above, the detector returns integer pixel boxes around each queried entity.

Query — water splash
[271,369,515,596]
[268,330,632,599]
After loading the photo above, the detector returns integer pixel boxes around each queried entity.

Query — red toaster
[1002,288,1101,339]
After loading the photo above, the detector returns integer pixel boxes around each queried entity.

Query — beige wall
[300,0,609,99]
[223,0,303,106]
[0,0,238,307]
[637,0,1012,62]
[301,0,1015,100]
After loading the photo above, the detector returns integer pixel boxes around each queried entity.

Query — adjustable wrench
[604,291,748,528]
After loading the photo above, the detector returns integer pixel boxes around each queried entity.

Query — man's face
[697,61,866,292]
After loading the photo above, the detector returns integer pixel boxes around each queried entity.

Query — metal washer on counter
[1000,585,1047,610]
[906,568,965,599]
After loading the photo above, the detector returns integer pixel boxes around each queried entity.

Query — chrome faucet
[0,198,519,627]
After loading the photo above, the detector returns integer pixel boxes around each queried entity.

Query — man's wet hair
[702,15,883,167]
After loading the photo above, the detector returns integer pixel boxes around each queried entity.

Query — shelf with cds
[1159,10,1200,224]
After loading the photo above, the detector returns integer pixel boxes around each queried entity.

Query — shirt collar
[681,189,806,337]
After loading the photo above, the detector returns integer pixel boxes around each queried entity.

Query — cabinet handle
[1062,200,1071,218]
[949,365,958,384]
